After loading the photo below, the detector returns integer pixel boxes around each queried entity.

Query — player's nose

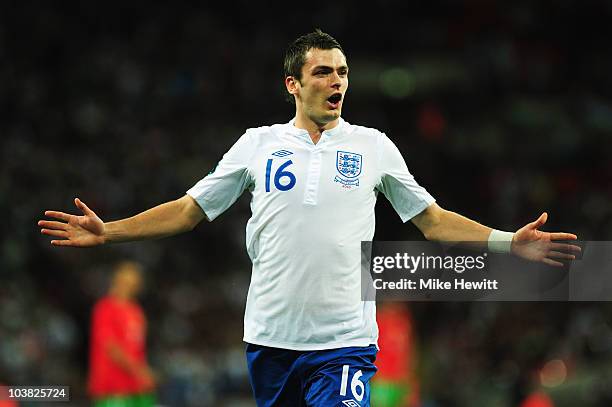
[330,71,342,89]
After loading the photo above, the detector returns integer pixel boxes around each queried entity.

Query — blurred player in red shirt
[520,391,555,407]
[371,303,420,407]
[0,385,18,407]
[88,261,155,407]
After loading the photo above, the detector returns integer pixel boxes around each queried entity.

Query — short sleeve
[376,133,435,222]
[187,132,254,221]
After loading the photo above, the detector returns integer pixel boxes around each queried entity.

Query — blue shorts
[246,343,378,407]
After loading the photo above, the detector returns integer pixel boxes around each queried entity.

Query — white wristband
[488,229,514,253]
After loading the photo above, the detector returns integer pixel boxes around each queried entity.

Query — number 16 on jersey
[265,159,296,192]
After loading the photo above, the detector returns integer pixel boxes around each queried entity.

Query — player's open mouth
[327,93,342,109]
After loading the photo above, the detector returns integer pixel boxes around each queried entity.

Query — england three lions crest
[336,151,362,178]
[335,150,362,188]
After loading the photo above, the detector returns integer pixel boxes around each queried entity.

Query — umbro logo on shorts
[342,400,360,407]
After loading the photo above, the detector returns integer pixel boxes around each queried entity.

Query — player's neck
[109,288,135,302]
[293,114,340,145]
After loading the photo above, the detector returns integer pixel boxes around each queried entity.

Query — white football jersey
[187,118,435,350]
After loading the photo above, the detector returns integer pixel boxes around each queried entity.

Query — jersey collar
[286,117,345,138]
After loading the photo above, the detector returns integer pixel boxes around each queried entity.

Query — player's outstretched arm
[38,195,205,247]
[412,204,580,267]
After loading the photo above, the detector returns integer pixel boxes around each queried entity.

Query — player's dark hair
[283,29,345,103]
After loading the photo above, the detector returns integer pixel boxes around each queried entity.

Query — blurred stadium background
[2,1,612,405]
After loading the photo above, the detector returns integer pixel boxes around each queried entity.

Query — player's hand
[138,366,157,391]
[511,212,581,267]
[38,198,105,247]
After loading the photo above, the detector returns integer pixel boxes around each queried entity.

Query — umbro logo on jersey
[342,400,360,407]
[272,149,293,157]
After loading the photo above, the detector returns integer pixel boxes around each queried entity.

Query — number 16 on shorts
[340,364,365,405]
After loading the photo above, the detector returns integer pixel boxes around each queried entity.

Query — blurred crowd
[1,1,611,405]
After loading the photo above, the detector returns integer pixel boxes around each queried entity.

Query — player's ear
[285,76,300,97]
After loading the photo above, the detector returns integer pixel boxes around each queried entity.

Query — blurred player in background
[88,261,156,407]
[0,385,18,407]
[520,392,555,407]
[39,30,578,406]
[371,304,420,407]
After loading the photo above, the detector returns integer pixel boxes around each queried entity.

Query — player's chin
[323,108,341,121]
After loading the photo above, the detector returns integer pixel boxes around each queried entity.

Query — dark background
[1,1,612,405]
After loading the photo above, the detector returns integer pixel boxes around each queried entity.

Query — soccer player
[88,261,156,407]
[0,385,18,407]
[371,304,420,407]
[39,30,579,406]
